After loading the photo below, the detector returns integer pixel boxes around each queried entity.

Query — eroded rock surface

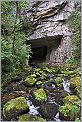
[25,1,75,64]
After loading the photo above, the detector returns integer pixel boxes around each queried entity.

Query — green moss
[70,77,81,88]
[64,95,80,106]
[70,77,81,97]
[75,118,81,122]
[18,114,44,121]
[36,81,43,85]
[40,73,47,80]
[33,88,47,102]
[74,86,81,98]
[55,77,62,85]
[24,75,36,86]
[59,104,79,118]
[3,97,29,119]
[59,95,81,120]
[35,68,43,76]
[43,67,56,73]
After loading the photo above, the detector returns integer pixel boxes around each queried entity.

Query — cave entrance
[29,46,47,63]
[28,35,63,64]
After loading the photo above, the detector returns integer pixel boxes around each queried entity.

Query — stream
[1,65,72,121]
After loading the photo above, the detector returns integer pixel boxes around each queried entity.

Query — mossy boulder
[70,77,81,88]
[3,97,29,120]
[18,114,44,121]
[54,77,62,87]
[35,68,43,76]
[59,95,81,121]
[70,77,81,97]
[63,95,80,105]
[74,86,81,98]
[59,103,80,121]
[24,75,37,86]
[43,66,57,73]
[33,88,47,102]
[36,81,43,86]
[61,68,80,77]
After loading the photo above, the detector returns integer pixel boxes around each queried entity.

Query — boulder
[18,114,45,121]
[23,75,37,86]
[33,88,47,102]
[38,102,59,120]
[3,97,29,120]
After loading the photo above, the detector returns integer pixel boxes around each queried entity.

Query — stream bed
[1,64,81,121]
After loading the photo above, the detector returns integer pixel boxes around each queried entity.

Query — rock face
[26,0,75,64]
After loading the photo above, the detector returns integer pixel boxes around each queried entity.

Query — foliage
[68,7,81,63]
[1,1,32,76]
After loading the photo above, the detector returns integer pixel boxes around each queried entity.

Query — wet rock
[18,114,45,121]
[38,102,59,120]
[32,88,47,105]
[47,89,68,105]
[3,97,29,120]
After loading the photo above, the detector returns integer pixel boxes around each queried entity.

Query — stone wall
[26,0,75,64]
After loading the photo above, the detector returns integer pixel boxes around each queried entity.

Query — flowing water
[1,65,72,121]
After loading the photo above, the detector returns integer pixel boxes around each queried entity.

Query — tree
[67,3,81,64]
[1,1,31,75]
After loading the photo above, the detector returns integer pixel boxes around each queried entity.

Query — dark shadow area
[29,46,47,63]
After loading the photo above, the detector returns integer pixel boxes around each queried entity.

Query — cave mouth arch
[28,35,62,64]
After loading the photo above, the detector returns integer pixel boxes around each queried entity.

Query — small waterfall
[54,112,61,121]
[27,100,39,115]
[62,78,71,93]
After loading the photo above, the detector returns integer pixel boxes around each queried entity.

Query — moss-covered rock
[59,95,81,121]
[61,68,80,77]
[74,86,81,98]
[43,66,57,73]
[33,88,47,102]
[3,97,29,120]
[55,77,62,83]
[54,77,62,87]
[24,75,37,86]
[18,114,44,121]
[59,103,80,121]
[70,77,81,97]
[70,77,81,88]
[64,95,80,105]
[36,81,43,86]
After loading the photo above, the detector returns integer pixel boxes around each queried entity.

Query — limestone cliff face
[26,0,75,64]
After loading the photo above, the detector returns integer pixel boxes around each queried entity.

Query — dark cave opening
[28,36,62,64]
[29,46,47,63]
